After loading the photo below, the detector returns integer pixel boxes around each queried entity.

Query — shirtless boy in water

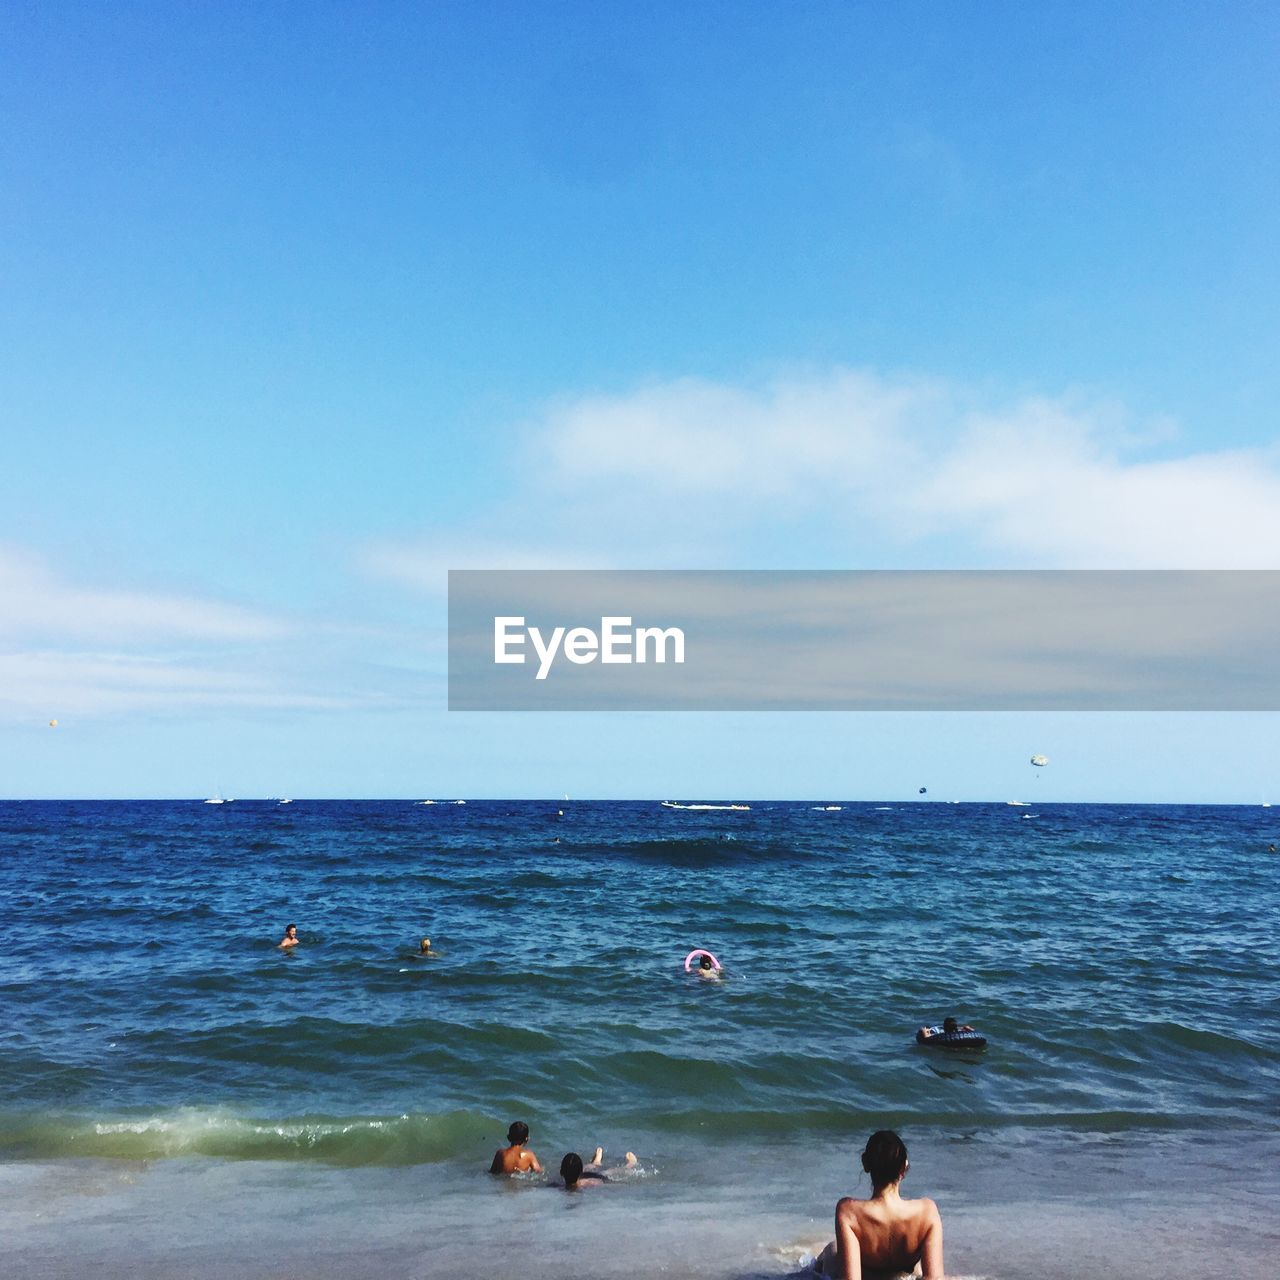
[489,1121,543,1174]
[813,1131,943,1279]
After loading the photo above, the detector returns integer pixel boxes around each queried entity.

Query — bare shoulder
[834,1196,865,1229]
[914,1196,942,1222]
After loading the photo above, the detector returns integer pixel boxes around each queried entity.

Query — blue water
[3,799,1278,1168]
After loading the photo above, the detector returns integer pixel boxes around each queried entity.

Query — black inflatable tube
[916,1030,987,1049]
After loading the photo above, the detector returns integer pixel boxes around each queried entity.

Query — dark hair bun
[862,1130,909,1187]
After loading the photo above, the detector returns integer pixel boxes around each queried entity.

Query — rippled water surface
[2,799,1278,1277]
[4,799,1278,1154]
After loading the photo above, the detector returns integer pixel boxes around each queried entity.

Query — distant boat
[204,790,232,805]
[417,800,437,805]
[1006,800,1030,807]
[278,798,292,805]
[810,805,843,811]
[661,801,750,811]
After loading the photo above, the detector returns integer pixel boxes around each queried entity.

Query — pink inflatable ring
[684,949,722,973]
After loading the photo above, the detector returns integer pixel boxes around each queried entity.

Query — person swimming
[558,1147,638,1188]
[417,937,439,957]
[812,1130,943,1279]
[489,1121,542,1175]
[278,923,299,949]
[917,1016,973,1042]
[697,954,722,980]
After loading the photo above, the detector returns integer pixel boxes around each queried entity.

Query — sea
[2,799,1278,1279]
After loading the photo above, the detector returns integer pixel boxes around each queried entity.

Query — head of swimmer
[420,937,431,953]
[943,1016,958,1033]
[560,1152,584,1187]
[861,1130,909,1190]
[507,1121,530,1147]
[284,924,297,940]
[699,955,714,971]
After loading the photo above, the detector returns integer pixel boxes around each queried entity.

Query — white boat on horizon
[1006,800,1031,807]
[661,801,750,811]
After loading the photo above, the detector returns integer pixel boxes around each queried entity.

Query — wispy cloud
[0,650,354,719]
[368,368,1280,576]
[0,546,285,643]
[359,540,610,596]
[0,548,322,722]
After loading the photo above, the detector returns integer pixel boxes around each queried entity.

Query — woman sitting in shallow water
[812,1130,943,1279]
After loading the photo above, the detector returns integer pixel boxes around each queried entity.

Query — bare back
[821,1190,943,1279]
[489,1143,541,1175]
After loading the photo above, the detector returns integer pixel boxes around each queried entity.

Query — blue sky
[2,2,1278,799]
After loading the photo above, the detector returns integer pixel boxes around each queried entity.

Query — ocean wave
[0,1106,497,1166]
[619,1104,1220,1139]
[603,837,815,866]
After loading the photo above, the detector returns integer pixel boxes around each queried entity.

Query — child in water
[490,1121,542,1175]
[558,1148,639,1188]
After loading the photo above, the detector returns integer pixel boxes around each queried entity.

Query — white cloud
[541,371,937,498]
[359,540,610,597]
[520,369,1280,568]
[911,406,1280,567]
[0,546,285,643]
[362,365,1280,591]
[0,548,328,723]
[0,650,352,719]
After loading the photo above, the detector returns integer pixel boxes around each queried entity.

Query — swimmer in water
[697,954,722,980]
[489,1121,542,1175]
[559,1147,639,1188]
[917,1016,973,1042]
[812,1130,943,1279]
[278,923,299,949]
[417,937,439,957]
